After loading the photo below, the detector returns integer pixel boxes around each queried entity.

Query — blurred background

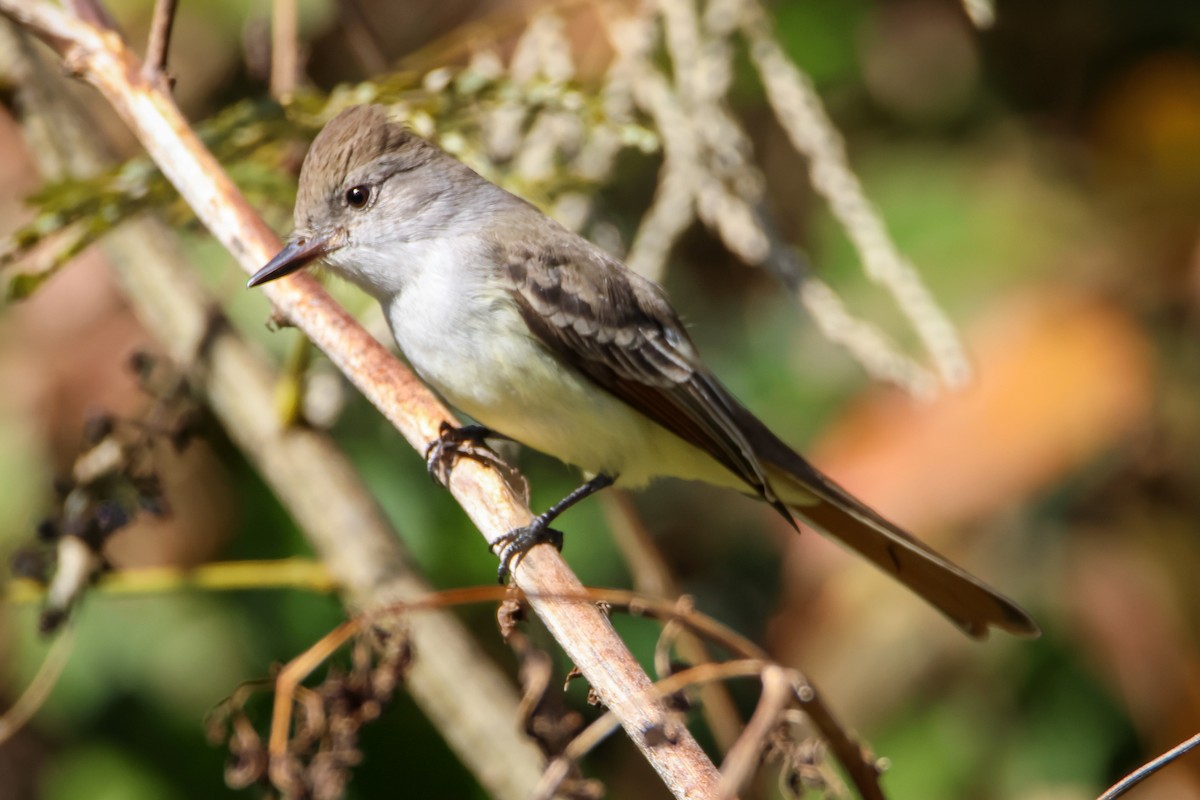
[1,0,1199,798]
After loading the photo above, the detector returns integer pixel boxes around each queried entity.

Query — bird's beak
[247,234,331,288]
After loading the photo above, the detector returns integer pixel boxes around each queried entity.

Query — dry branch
[716,665,792,798]
[141,0,176,82]
[603,494,744,753]
[1098,731,1200,800]
[0,3,726,796]
[0,20,545,799]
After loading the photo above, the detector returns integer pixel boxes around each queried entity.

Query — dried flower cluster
[10,351,198,633]
[207,625,413,800]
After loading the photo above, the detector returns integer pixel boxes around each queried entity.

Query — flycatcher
[249,104,1038,640]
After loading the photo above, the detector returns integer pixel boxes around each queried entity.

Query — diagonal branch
[0,3,726,797]
[0,19,545,799]
[1098,732,1200,800]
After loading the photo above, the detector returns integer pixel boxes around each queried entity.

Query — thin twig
[603,493,745,753]
[0,4,725,796]
[0,625,76,745]
[1098,732,1200,800]
[141,0,177,84]
[270,619,360,757]
[533,659,878,800]
[317,581,881,789]
[4,559,338,604]
[717,665,794,798]
[250,583,887,800]
[532,660,770,800]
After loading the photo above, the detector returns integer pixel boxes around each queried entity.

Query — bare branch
[141,0,177,84]
[0,3,726,796]
[1098,732,1200,800]
[270,620,360,758]
[604,494,745,754]
[5,560,338,603]
[490,587,887,800]
[0,627,76,745]
[717,665,794,798]
[534,659,888,800]
[533,661,771,800]
[0,20,545,798]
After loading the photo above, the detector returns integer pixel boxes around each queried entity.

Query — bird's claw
[494,519,564,583]
[424,422,505,486]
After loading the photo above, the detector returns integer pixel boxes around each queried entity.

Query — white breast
[381,240,737,490]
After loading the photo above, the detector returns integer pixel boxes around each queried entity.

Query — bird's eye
[345,185,370,209]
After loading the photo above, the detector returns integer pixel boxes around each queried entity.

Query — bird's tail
[741,415,1039,639]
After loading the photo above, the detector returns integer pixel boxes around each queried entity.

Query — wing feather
[501,237,787,515]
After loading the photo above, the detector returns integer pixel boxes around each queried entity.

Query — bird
[248,104,1038,640]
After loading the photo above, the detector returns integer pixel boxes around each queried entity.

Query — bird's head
[248,104,479,294]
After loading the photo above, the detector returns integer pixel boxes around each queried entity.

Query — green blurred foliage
[774,0,869,86]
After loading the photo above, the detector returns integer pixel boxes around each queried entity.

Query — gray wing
[498,229,1040,638]
[500,234,790,518]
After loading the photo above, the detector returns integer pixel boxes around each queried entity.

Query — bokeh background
[2,0,1200,798]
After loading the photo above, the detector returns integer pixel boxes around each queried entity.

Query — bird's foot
[490,473,615,581]
[494,517,564,583]
[424,422,506,486]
